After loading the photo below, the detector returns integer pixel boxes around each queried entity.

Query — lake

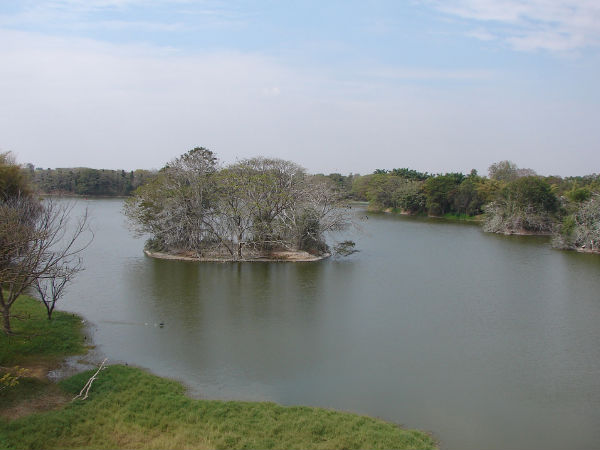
[58,198,600,450]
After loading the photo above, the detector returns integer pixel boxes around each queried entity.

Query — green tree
[484,176,558,234]
[0,152,30,199]
[423,173,464,216]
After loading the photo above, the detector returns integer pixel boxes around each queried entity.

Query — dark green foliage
[500,176,558,212]
[325,173,357,198]
[30,167,156,196]
[350,174,372,201]
[552,174,600,198]
[358,162,594,238]
[452,178,485,216]
[365,173,402,209]
[389,167,430,181]
[566,187,591,202]
[423,173,464,216]
[0,153,31,199]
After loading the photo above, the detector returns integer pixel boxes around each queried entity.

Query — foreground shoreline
[0,296,436,449]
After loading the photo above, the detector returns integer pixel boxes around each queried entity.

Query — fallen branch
[72,358,107,401]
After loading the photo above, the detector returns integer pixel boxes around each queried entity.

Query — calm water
[58,198,600,450]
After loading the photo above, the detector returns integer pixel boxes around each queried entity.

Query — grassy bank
[0,297,437,450]
[0,295,85,367]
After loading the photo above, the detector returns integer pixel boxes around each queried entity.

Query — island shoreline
[144,249,331,262]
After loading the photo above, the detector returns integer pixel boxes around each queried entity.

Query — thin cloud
[0,0,243,33]
[424,0,600,51]
[366,67,495,82]
[466,28,495,42]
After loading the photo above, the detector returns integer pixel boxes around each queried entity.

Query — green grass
[0,295,86,366]
[1,365,436,449]
[0,297,437,450]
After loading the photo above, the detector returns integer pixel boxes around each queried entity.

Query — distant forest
[26,165,156,196]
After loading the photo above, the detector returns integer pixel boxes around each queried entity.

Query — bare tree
[0,197,92,334]
[488,160,537,182]
[123,147,222,255]
[554,193,600,252]
[33,214,88,320]
[124,149,356,261]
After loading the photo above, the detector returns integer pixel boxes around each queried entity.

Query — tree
[0,197,92,334]
[0,152,30,199]
[0,153,91,334]
[124,149,354,260]
[391,179,426,213]
[483,176,558,234]
[34,206,89,320]
[364,173,401,209]
[488,160,536,182]
[423,173,464,216]
[554,194,600,252]
[124,147,220,254]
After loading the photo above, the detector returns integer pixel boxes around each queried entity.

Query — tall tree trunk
[237,233,243,259]
[0,289,11,335]
[1,307,11,335]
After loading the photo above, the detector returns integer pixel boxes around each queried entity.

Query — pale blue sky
[1,0,598,175]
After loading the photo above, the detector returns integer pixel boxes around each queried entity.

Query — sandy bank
[144,249,330,262]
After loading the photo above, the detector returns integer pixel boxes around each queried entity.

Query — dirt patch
[20,364,49,380]
[0,383,69,420]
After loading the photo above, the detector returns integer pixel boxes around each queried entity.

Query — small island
[125,148,354,262]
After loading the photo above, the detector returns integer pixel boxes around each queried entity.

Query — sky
[0,0,599,176]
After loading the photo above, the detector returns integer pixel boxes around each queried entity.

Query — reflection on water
[58,199,600,450]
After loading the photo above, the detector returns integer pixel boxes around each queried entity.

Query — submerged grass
[441,213,483,222]
[0,297,437,450]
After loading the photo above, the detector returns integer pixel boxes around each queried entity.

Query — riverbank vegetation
[0,296,436,450]
[11,150,600,254]
[124,148,354,261]
[351,160,599,253]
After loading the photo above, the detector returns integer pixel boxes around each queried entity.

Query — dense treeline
[26,166,156,196]
[350,160,600,253]
[12,155,600,254]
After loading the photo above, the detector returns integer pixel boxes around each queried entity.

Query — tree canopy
[124,148,353,260]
